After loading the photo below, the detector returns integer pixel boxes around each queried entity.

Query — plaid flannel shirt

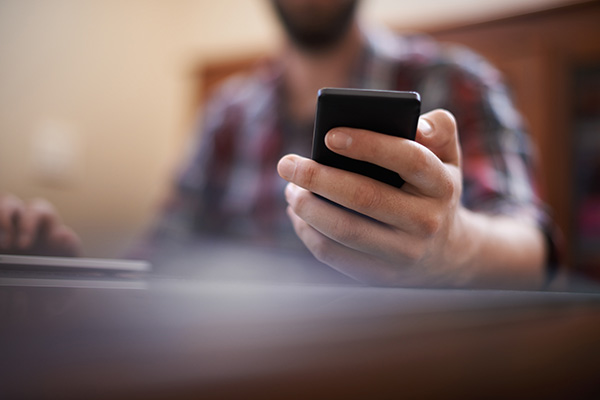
[140,28,554,263]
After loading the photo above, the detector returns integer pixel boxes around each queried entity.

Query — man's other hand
[0,194,81,257]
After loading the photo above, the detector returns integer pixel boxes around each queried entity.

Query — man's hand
[0,194,81,257]
[277,109,545,288]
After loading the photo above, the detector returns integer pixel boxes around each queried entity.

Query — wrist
[448,207,546,289]
[446,207,485,284]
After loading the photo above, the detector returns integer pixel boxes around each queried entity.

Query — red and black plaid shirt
[141,29,554,263]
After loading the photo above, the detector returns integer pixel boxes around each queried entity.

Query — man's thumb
[416,109,461,167]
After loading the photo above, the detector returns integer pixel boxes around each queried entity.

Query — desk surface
[1,243,600,399]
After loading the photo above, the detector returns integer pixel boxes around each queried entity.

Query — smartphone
[311,88,421,188]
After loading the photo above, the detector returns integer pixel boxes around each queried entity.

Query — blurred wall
[0,0,577,257]
[0,0,279,256]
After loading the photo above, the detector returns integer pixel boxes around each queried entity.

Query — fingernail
[278,157,296,180]
[418,118,433,136]
[326,129,352,150]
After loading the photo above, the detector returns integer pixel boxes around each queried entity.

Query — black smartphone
[311,88,421,188]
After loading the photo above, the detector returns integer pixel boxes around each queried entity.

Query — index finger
[324,129,450,198]
[323,109,461,198]
[278,155,437,228]
[19,199,60,249]
[0,194,25,248]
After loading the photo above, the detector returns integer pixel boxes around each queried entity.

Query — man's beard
[271,0,359,53]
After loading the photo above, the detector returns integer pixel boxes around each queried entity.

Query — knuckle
[331,217,362,244]
[351,181,381,210]
[439,167,462,202]
[420,212,442,237]
[406,145,430,176]
[309,236,332,264]
[296,161,319,190]
[439,171,456,199]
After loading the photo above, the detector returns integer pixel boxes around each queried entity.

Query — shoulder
[376,29,502,84]
[367,28,521,127]
[365,28,504,96]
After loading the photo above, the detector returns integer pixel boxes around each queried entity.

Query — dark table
[2,242,600,399]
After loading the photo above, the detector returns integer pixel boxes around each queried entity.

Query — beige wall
[0,0,576,257]
[0,0,280,256]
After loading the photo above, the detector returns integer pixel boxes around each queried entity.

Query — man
[0,0,555,288]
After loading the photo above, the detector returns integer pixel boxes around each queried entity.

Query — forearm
[458,208,547,290]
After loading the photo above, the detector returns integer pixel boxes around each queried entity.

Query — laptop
[0,254,150,289]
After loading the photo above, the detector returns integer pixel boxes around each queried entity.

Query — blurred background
[0,0,598,275]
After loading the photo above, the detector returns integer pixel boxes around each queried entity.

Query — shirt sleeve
[420,44,561,278]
